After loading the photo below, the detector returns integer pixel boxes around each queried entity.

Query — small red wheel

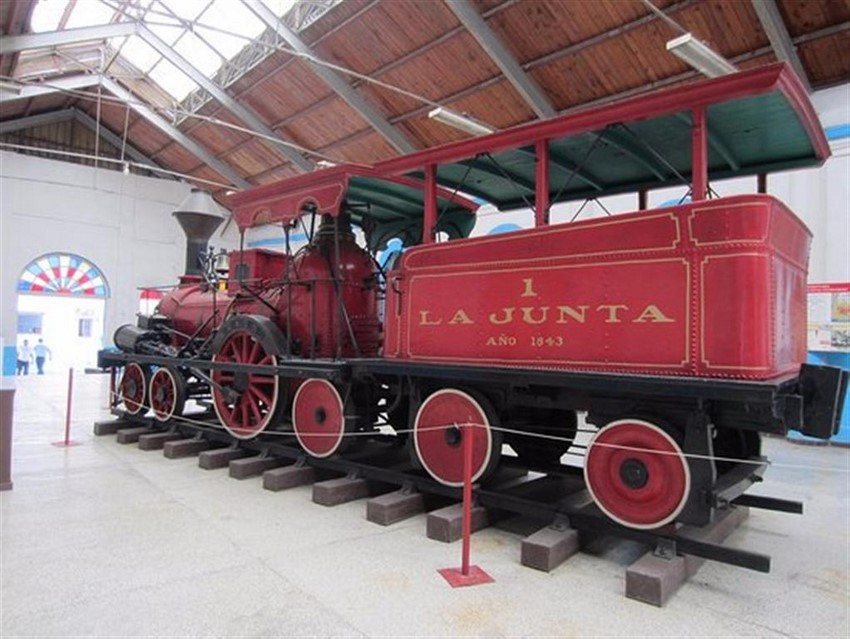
[212,325,281,439]
[148,366,186,423]
[292,379,347,458]
[584,419,690,529]
[413,388,501,487]
[118,362,149,415]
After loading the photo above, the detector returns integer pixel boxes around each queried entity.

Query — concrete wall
[0,152,237,368]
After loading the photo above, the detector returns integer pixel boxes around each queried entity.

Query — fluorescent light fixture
[428,107,496,136]
[666,33,737,78]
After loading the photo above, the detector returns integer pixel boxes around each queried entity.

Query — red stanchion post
[438,422,493,588]
[53,368,81,448]
[461,421,473,576]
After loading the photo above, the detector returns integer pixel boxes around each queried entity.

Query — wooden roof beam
[751,0,812,94]
[445,0,556,119]
[240,0,417,155]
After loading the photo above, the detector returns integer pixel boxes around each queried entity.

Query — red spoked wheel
[292,378,348,458]
[148,366,187,423]
[211,316,285,440]
[584,419,690,530]
[413,388,502,487]
[118,362,149,415]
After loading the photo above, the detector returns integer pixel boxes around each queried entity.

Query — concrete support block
[312,476,370,506]
[367,490,425,526]
[163,438,213,459]
[229,455,282,479]
[625,506,750,607]
[198,447,248,470]
[521,524,580,572]
[625,553,687,607]
[116,426,155,444]
[263,464,315,492]
[93,419,134,436]
[138,431,182,451]
[426,502,489,543]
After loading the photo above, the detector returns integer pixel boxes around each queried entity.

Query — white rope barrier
[109,385,849,474]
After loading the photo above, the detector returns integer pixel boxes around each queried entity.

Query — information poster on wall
[808,283,850,351]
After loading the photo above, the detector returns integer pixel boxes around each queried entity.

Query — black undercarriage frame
[97,348,846,572]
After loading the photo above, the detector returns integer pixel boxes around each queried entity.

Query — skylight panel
[148,58,198,101]
[174,33,223,78]
[65,1,114,30]
[116,35,161,74]
[200,0,268,59]
[146,21,184,45]
[30,0,67,32]
[155,0,210,23]
[29,0,331,104]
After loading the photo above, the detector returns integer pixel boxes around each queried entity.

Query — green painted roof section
[406,89,822,212]
[345,176,476,251]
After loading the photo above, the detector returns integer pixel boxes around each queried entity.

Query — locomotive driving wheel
[118,362,150,415]
[148,366,187,423]
[211,315,287,440]
[584,419,690,529]
[413,388,502,487]
[292,378,350,458]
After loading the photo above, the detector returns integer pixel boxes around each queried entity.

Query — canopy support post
[424,163,437,243]
[535,139,550,226]
[692,106,708,201]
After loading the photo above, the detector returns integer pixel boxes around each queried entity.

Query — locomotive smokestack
[172,188,228,275]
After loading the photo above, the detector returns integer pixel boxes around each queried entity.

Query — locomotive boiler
[101,63,847,537]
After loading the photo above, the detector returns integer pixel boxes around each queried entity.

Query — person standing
[33,339,52,375]
[16,340,33,376]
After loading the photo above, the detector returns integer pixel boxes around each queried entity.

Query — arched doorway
[16,253,110,373]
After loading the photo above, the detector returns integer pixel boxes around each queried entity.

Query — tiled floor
[1,371,848,637]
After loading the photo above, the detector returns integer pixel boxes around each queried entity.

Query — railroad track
[92,409,802,606]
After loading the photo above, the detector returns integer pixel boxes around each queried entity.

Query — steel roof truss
[136,24,313,172]
[241,0,416,155]
[0,74,100,104]
[751,0,812,94]
[100,76,250,188]
[0,21,137,55]
[445,0,556,120]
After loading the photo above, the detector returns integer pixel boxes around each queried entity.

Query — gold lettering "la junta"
[418,278,675,326]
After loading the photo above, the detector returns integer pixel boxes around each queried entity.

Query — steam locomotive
[100,63,847,532]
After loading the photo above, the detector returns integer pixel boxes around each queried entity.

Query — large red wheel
[584,419,690,529]
[413,389,502,487]
[148,366,187,423]
[292,378,348,458]
[211,316,285,440]
[118,362,149,415]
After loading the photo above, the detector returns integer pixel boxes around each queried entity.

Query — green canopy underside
[343,89,820,249]
[345,176,476,251]
[409,90,819,211]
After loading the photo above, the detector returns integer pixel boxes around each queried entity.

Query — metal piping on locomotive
[115,209,381,362]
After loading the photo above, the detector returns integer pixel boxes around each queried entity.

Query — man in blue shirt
[33,339,52,375]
